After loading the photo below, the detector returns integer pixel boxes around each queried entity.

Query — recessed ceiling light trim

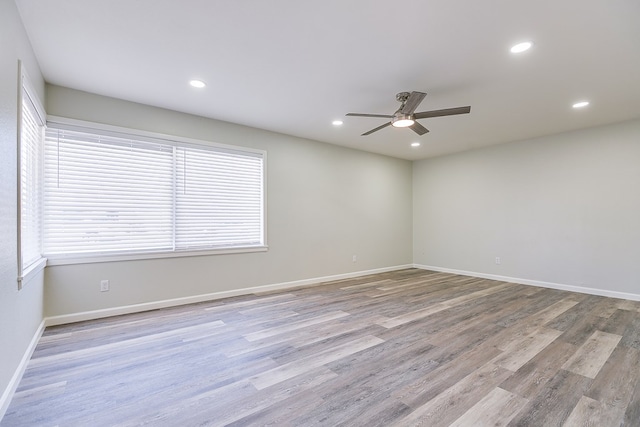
[189,79,206,88]
[510,41,533,53]
[572,101,590,109]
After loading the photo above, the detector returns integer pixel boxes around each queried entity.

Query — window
[18,67,46,289]
[43,122,265,263]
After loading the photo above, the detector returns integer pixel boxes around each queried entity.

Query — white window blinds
[20,87,45,270]
[43,125,264,259]
[175,146,264,249]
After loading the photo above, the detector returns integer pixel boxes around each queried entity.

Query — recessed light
[189,80,206,88]
[332,120,343,126]
[572,101,590,109]
[411,142,421,147]
[510,41,533,53]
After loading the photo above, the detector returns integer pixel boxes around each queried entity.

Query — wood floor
[4,269,640,426]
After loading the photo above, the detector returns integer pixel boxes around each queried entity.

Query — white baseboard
[45,264,413,327]
[0,320,45,421]
[413,264,640,302]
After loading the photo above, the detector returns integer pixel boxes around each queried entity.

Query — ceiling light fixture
[391,113,415,128]
[189,79,206,88]
[510,41,533,53]
[572,101,590,109]
[411,142,421,147]
[332,120,343,126]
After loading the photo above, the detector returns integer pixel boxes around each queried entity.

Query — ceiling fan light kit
[391,113,415,128]
[346,91,471,136]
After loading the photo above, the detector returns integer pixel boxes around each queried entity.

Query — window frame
[44,116,268,266]
[17,62,47,289]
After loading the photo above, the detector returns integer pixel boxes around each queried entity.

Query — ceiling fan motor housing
[395,92,411,103]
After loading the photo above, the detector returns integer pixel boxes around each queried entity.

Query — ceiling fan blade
[410,122,429,135]
[414,106,471,119]
[362,122,391,136]
[346,113,394,118]
[401,91,427,115]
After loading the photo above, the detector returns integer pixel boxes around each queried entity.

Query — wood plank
[491,327,563,372]
[563,395,625,427]
[496,298,579,349]
[620,314,640,350]
[617,299,640,312]
[27,320,227,368]
[624,374,640,426]
[586,345,640,409]
[448,387,528,427]
[391,340,503,408]
[249,334,384,390]
[507,369,592,426]
[561,330,622,378]
[391,362,512,427]
[204,292,297,309]
[377,283,511,329]
[499,339,577,399]
[243,310,349,341]
[375,302,450,328]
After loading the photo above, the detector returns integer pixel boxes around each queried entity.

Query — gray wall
[413,119,640,297]
[44,85,413,317]
[0,0,45,412]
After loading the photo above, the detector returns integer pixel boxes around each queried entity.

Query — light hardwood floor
[3,269,640,426]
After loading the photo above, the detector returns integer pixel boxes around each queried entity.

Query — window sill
[44,245,269,266]
[18,257,47,289]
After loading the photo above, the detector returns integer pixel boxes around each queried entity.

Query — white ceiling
[15,0,640,160]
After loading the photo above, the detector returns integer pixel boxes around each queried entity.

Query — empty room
[2,0,640,425]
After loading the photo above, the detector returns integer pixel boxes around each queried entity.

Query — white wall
[413,119,640,298]
[0,0,46,415]
[44,85,413,318]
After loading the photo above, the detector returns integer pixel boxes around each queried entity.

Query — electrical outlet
[100,280,110,292]
[352,255,357,263]
[495,257,501,265]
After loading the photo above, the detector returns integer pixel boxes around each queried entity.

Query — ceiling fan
[346,91,471,136]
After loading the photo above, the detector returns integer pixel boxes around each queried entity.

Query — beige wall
[44,85,414,317]
[413,119,640,297]
[0,0,45,414]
